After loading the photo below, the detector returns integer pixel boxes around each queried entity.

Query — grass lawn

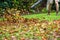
[22,12,60,21]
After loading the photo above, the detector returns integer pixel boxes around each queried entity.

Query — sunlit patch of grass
[22,12,60,21]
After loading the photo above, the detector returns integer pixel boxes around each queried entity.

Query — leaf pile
[0,12,60,40]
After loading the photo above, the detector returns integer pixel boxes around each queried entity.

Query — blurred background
[0,0,60,15]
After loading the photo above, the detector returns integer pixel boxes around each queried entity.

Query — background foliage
[0,0,60,13]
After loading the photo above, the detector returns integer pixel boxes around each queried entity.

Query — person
[47,0,59,15]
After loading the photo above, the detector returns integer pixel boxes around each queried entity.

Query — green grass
[0,18,4,21]
[22,12,60,21]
